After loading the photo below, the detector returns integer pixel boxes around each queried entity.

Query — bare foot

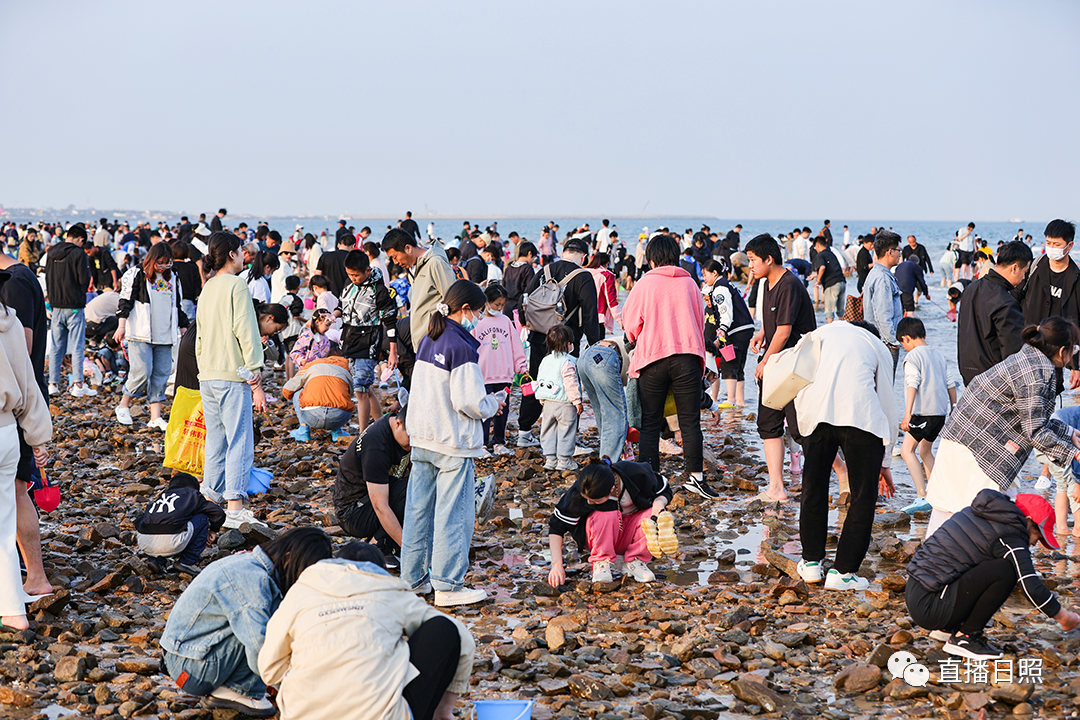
[1,615,29,631]
[23,582,55,596]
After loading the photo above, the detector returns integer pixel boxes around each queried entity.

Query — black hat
[563,237,588,254]
[338,219,347,225]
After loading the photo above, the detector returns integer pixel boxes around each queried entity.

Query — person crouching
[547,459,674,586]
[907,490,1080,661]
[135,473,225,576]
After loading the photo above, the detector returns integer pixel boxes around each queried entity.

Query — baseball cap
[563,237,588,254]
[1015,493,1060,549]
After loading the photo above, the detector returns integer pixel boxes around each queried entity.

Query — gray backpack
[524,265,589,334]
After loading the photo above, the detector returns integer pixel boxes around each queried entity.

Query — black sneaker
[944,631,1003,661]
[173,562,202,578]
[382,553,401,571]
[684,475,721,500]
[146,557,170,576]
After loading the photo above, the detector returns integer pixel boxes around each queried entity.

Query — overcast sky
[2,1,1077,221]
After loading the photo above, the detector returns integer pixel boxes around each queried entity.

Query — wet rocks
[114,656,161,675]
[567,674,612,701]
[835,662,882,692]
[53,655,86,682]
[731,675,791,713]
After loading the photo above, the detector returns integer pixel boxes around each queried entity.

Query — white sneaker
[1034,475,1053,491]
[592,559,614,583]
[476,447,492,458]
[929,629,952,642]
[626,558,655,583]
[205,687,276,717]
[413,581,433,594]
[516,431,539,447]
[223,508,269,530]
[824,569,869,591]
[70,384,97,397]
[493,444,513,456]
[573,445,593,457]
[658,438,683,455]
[147,417,169,431]
[434,587,488,607]
[544,457,558,470]
[797,559,824,583]
[556,458,578,472]
[115,407,133,426]
[48,384,58,395]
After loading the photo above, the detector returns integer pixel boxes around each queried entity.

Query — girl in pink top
[472,284,527,454]
[587,252,622,336]
[622,234,717,500]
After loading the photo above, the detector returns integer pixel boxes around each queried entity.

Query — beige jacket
[0,305,52,446]
[408,243,456,350]
[258,559,475,720]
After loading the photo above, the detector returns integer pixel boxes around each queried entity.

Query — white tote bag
[761,332,821,410]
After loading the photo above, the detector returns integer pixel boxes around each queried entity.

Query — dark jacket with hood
[957,269,1026,385]
[548,461,673,550]
[1016,255,1080,328]
[135,484,226,536]
[44,241,91,309]
[907,489,1060,619]
[523,259,601,350]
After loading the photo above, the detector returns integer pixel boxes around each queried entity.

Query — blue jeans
[177,513,211,565]
[124,341,173,404]
[350,358,377,393]
[200,381,253,503]
[578,343,629,461]
[164,633,265,697]
[291,389,352,431]
[400,447,475,592]
[49,307,86,384]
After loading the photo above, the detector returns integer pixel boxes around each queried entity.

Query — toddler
[535,324,582,472]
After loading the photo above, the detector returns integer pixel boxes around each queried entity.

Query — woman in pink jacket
[622,234,716,499]
[586,252,622,338]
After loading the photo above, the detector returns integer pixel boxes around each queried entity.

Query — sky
[1,1,1078,222]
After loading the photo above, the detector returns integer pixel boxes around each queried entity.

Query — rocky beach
[4,375,1080,720]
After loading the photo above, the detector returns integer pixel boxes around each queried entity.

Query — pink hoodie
[472,312,528,384]
[622,265,705,378]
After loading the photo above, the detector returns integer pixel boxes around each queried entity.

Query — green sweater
[195,274,264,382]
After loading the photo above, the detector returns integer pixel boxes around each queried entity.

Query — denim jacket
[160,547,281,674]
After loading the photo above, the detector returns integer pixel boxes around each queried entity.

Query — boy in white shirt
[897,317,958,514]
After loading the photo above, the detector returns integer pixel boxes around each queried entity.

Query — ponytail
[427,279,486,341]
[1022,317,1080,361]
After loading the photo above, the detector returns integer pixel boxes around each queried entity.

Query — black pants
[483,383,511,445]
[86,316,118,345]
[336,480,409,553]
[718,328,753,381]
[800,423,884,574]
[637,354,704,474]
[402,617,462,720]
[907,559,1018,635]
[518,332,548,432]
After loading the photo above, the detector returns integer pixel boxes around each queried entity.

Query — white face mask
[486,307,500,316]
[1046,245,1069,262]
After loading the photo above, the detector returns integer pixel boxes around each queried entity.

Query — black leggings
[403,617,462,720]
[908,558,1018,635]
[637,354,704,475]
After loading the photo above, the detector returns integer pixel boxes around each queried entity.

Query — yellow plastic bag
[664,389,677,418]
[164,387,206,477]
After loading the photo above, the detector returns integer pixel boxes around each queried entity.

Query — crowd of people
[2,211,1080,715]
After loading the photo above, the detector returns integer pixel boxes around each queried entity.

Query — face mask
[486,307,500,316]
[1046,245,1068,261]
[460,312,479,332]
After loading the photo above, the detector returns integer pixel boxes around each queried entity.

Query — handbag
[164,387,206,477]
[761,332,821,410]
[843,294,863,322]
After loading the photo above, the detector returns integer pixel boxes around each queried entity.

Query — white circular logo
[887,651,918,680]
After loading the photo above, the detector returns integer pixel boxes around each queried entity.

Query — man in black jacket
[906,489,1078,660]
[516,237,600,446]
[855,235,875,292]
[1015,220,1080,390]
[45,224,96,397]
[902,234,934,275]
[209,208,226,233]
[399,211,422,242]
[957,241,1032,385]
